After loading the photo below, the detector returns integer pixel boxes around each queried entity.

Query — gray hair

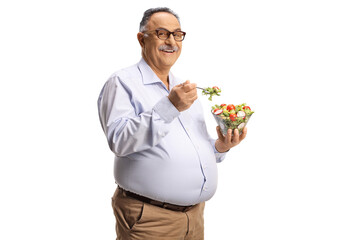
[139,7,180,32]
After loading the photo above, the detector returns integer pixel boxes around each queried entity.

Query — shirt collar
[137,58,178,90]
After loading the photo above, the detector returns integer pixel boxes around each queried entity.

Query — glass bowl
[212,112,253,136]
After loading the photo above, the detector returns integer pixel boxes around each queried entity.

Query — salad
[212,103,254,134]
[202,86,221,101]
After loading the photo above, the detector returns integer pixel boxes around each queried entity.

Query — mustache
[158,45,179,52]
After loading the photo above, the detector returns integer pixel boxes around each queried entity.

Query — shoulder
[105,63,142,88]
[112,63,141,82]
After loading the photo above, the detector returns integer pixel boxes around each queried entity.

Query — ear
[137,32,145,47]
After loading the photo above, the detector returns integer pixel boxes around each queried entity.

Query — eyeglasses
[144,28,186,42]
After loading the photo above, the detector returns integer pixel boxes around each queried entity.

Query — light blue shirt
[98,58,226,206]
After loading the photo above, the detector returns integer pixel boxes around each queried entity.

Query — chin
[161,59,177,68]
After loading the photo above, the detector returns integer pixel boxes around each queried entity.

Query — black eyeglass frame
[144,28,186,42]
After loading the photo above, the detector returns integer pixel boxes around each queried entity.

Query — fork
[196,87,209,93]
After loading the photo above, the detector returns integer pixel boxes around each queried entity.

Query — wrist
[215,140,230,153]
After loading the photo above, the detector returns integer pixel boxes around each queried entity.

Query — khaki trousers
[111,187,205,240]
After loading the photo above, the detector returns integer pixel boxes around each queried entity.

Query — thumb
[216,126,224,141]
[240,127,247,141]
[183,80,190,86]
[175,80,189,88]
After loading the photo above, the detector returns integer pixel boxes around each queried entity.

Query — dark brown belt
[118,186,194,212]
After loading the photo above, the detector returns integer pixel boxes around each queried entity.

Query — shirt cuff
[212,139,227,163]
[153,96,180,123]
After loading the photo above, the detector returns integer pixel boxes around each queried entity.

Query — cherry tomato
[243,106,251,110]
[220,104,226,107]
[227,104,235,111]
[212,86,221,92]
[229,113,237,121]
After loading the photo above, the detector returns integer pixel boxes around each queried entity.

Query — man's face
[139,12,182,71]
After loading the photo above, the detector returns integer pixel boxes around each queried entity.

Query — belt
[118,186,194,212]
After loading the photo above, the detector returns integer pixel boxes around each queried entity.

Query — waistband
[117,186,194,212]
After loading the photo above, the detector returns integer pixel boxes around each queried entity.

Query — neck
[142,57,171,90]
[154,70,170,89]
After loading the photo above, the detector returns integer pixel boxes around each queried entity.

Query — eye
[174,31,184,39]
[157,30,168,36]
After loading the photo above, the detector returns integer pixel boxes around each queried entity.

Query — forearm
[105,97,179,156]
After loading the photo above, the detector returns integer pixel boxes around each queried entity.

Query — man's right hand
[168,80,198,112]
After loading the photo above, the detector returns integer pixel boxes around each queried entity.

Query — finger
[225,129,232,144]
[181,80,190,87]
[239,127,247,141]
[183,83,197,92]
[188,93,198,103]
[178,80,189,86]
[216,126,225,141]
[232,128,240,144]
[175,80,189,89]
[186,88,198,98]
[172,84,183,90]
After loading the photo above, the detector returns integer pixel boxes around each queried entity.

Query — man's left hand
[215,126,247,153]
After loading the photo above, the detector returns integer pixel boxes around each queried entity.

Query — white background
[1,0,359,239]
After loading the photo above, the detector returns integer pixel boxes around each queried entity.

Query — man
[98,7,247,240]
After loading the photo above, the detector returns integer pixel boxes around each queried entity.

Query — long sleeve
[97,76,180,157]
[211,139,227,163]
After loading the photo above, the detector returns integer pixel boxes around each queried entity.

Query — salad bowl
[211,103,254,136]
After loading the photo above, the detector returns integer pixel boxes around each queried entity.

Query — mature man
[98,7,247,240]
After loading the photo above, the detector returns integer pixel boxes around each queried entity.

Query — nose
[165,33,176,45]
